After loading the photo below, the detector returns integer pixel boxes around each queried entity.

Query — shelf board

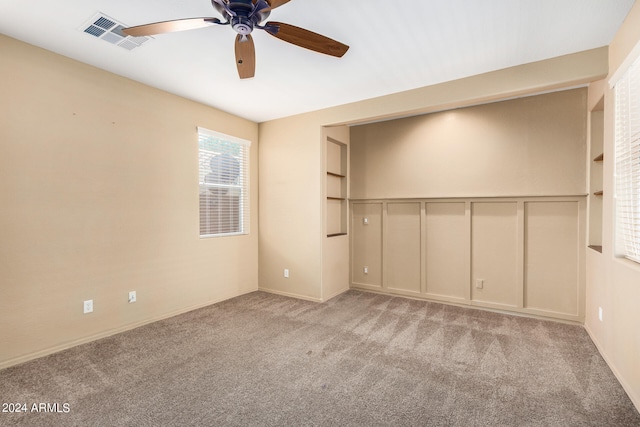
[588,245,603,253]
[327,233,347,238]
[327,171,346,178]
[593,153,604,162]
[327,196,346,201]
[593,191,603,196]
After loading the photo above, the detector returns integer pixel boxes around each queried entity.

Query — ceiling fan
[123,0,349,79]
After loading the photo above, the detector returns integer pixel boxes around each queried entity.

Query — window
[614,55,640,263]
[198,127,250,237]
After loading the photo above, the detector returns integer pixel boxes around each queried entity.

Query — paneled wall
[349,89,587,322]
[351,197,586,322]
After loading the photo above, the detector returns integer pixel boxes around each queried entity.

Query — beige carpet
[1,290,639,426]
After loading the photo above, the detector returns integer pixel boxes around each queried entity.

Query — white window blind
[614,55,640,263]
[198,127,251,238]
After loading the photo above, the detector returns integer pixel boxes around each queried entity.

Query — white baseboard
[584,323,640,413]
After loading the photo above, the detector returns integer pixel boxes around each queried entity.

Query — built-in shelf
[588,98,604,252]
[326,136,348,238]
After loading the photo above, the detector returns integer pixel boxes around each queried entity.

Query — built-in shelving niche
[327,137,347,237]
[588,96,604,253]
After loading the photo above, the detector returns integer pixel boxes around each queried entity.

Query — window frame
[197,126,251,238]
[613,53,640,264]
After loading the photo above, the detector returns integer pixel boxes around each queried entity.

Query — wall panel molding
[351,196,586,322]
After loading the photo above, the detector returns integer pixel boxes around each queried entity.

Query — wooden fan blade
[266,0,292,10]
[123,18,218,37]
[235,34,256,79]
[264,22,348,57]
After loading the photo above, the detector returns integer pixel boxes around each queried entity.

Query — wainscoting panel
[471,202,519,308]
[424,202,468,302]
[386,202,421,294]
[524,201,581,317]
[351,197,586,322]
[351,202,383,288]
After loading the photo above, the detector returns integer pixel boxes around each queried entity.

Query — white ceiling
[0,0,635,122]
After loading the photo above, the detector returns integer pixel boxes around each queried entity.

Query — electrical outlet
[284,269,289,278]
[83,299,93,314]
[476,279,484,289]
[598,307,603,322]
[363,218,369,225]
[364,266,369,274]
[128,291,136,303]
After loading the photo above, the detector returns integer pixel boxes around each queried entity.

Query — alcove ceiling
[0,0,635,122]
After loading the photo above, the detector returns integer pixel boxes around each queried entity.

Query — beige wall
[0,35,259,368]
[258,115,325,300]
[585,0,640,410]
[259,47,607,303]
[351,89,587,199]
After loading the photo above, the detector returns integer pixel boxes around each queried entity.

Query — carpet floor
[1,290,639,426]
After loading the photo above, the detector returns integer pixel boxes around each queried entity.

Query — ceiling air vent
[80,13,151,50]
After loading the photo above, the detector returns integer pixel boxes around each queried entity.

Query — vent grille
[80,13,151,50]
[94,16,116,30]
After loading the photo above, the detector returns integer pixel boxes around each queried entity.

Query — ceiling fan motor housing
[212,0,271,36]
